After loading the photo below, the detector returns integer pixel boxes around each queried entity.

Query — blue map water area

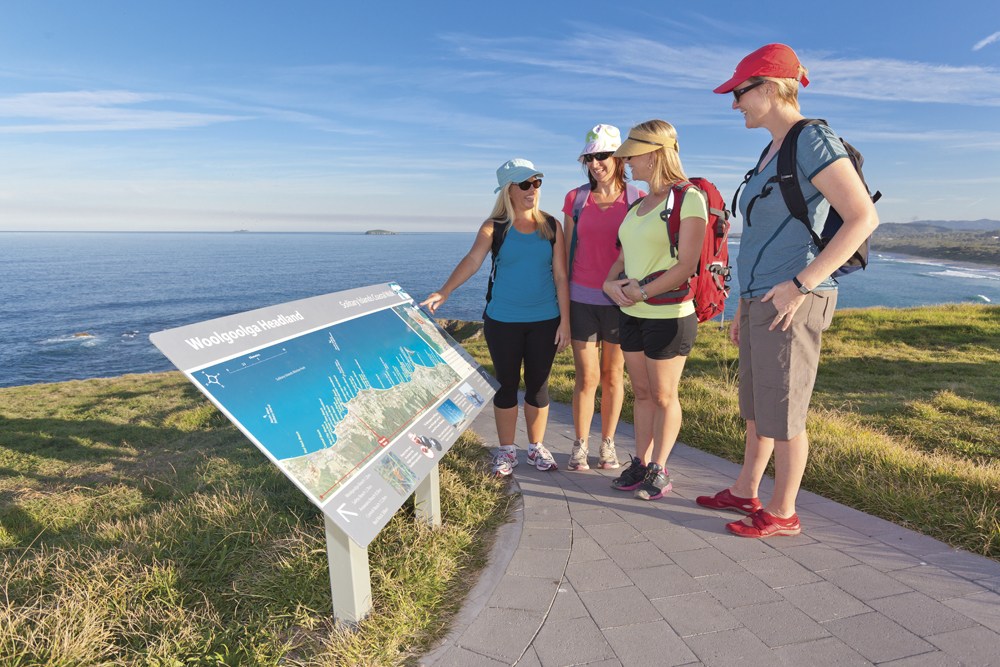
[3,231,999,387]
[191,306,450,461]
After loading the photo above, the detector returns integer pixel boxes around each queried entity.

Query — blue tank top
[485,224,559,322]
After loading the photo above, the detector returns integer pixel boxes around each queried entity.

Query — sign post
[151,283,495,626]
[325,517,373,625]
[414,464,441,527]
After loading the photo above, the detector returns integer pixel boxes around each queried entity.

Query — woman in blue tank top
[422,158,570,476]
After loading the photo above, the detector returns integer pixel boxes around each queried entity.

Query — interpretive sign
[151,282,497,548]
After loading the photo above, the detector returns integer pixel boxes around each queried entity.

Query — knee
[601,366,624,391]
[650,388,679,409]
[493,385,519,409]
[524,387,550,409]
[576,368,600,393]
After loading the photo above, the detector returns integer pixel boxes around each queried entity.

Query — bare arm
[552,220,571,352]
[420,220,494,314]
[602,249,634,306]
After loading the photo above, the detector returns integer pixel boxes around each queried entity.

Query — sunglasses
[516,179,542,190]
[732,79,767,102]
[583,152,614,163]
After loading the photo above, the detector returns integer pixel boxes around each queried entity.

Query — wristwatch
[792,277,811,294]
[638,285,649,301]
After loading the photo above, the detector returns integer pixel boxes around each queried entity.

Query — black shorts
[619,312,697,360]
[570,301,620,344]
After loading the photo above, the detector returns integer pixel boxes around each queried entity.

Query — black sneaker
[634,464,673,501]
[611,455,647,491]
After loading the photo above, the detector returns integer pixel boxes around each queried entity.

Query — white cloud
[443,31,1000,107]
[973,31,1000,51]
[0,90,248,132]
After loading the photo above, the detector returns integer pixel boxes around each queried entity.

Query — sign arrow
[337,503,359,522]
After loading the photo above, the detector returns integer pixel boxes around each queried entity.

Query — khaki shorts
[737,291,837,440]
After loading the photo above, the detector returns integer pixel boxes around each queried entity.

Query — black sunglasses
[583,152,614,163]
[732,80,767,102]
[516,179,542,190]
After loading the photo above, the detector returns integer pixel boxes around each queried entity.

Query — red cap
[713,43,810,94]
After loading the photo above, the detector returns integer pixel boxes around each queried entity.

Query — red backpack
[626,178,732,322]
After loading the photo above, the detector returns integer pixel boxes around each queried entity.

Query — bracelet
[638,285,649,301]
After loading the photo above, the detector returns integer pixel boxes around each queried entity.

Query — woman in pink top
[562,124,645,471]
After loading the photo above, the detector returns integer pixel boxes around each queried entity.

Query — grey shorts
[570,301,620,344]
[737,291,837,440]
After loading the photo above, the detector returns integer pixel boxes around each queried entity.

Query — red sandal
[695,489,763,515]
[726,510,801,538]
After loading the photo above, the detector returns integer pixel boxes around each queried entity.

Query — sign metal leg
[414,463,441,527]
[324,515,372,626]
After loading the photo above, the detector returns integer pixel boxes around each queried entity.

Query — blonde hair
[761,65,808,111]
[630,119,688,193]
[488,184,554,240]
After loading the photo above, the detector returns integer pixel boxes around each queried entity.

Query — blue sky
[1,1,998,232]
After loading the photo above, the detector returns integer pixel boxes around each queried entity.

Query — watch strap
[792,276,811,294]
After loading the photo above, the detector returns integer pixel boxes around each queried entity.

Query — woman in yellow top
[602,120,708,501]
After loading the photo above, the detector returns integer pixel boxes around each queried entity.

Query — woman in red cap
[700,44,879,537]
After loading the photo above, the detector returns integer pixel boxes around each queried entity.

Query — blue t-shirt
[485,223,560,322]
[737,123,849,298]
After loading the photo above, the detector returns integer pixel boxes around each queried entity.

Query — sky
[0,1,998,233]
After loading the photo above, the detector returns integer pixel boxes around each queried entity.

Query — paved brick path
[420,401,1000,666]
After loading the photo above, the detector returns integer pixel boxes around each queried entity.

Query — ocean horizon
[2,231,998,388]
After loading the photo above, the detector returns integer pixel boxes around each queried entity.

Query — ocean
[2,231,998,388]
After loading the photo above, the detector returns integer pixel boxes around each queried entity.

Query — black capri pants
[483,314,561,409]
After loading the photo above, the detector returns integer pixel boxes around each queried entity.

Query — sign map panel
[151,283,497,547]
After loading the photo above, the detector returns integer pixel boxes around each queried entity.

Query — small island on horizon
[365,229,396,235]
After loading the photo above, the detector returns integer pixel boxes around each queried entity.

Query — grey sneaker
[611,455,646,491]
[597,437,620,469]
[634,463,672,501]
[568,438,589,470]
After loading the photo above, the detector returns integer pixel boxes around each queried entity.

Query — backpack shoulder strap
[777,119,826,249]
[658,182,690,259]
[486,219,510,305]
[571,184,591,223]
[490,219,511,258]
[545,214,557,246]
[732,143,770,214]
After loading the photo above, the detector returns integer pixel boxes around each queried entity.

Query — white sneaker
[568,438,589,470]
[498,444,518,466]
[492,454,514,477]
[529,443,558,471]
[598,437,620,469]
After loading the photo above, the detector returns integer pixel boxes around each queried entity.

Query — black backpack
[485,215,558,306]
[734,118,881,278]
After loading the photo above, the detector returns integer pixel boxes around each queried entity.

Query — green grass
[462,303,1000,559]
[0,374,513,666]
[3,304,998,664]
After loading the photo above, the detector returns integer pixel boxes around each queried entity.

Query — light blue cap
[494,158,543,193]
